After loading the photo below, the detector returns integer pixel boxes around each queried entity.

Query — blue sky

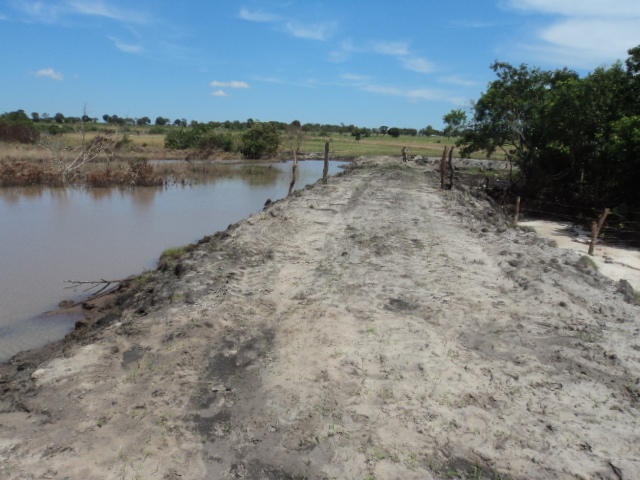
[2,0,640,130]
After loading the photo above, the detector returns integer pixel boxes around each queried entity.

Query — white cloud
[238,7,335,41]
[108,37,143,53]
[508,0,640,17]
[32,68,64,81]
[12,1,60,23]
[329,50,349,63]
[401,56,436,74]
[439,75,477,87]
[341,73,370,81]
[66,1,151,24]
[506,0,640,67]
[210,81,249,89]
[211,90,229,97]
[284,21,335,41]
[340,39,436,74]
[238,8,280,23]
[372,41,410,56]
[253,76,284,84]
[12,0,151,25]
[0,13,8,20]
[362,83,448,102]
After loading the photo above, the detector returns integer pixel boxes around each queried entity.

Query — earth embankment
[1,156,639,479]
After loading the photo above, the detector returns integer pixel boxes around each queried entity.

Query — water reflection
[0,160,348,361]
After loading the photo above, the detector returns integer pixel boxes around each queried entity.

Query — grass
[581,255,600,271]
[160,246,187,260]
[1,130,502,166]
[301,132,506,160]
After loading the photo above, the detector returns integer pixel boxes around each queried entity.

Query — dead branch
[65,278,125,295]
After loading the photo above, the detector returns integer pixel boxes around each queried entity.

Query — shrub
[164,124,237,153]
[240,122,280,159]
[0,110,40,143]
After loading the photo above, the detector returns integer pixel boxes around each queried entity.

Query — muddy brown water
[0,160,347,361]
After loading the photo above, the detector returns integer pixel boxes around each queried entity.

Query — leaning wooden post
[322,140,329,185]
[514,196,521,224]
[440,147,448,189]
[288,149,298,196]
[447,146,454,189]
[588,208,610,256]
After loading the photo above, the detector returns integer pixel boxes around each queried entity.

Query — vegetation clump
[459,44,640,221]
[0,110,39,144]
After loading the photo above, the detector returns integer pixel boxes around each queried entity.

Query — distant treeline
[1,110,442,139]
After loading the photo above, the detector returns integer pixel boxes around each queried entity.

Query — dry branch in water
[61,278,127,308]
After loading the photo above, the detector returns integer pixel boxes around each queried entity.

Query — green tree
[387,127,400,138]
[240,122,280,159]
[0,110,40,143]
[459,47,640,209]
[54,112,65,124]
[351,127,364,142]
[379,126,388,136]
[137,116,151,125]
[155,116,169,126]
[442,109,467,138]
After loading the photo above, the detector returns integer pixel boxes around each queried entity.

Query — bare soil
[1,156,639,480]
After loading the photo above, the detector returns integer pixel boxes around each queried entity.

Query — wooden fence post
[588,208,610,256]
[440,147,448,190]
[288,149,298,196]
[447,146,454,189]
[322,141,329,185]
[514,196,521,224]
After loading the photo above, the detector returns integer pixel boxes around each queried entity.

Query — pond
[0,160,348,361]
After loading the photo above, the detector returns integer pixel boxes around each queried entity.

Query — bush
[240,122,280,159]
[149,126,167,135]
[164,124,237,152]
[0,110,39,143]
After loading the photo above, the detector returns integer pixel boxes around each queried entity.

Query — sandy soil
[1,156,639,480]
[519,219,640,292]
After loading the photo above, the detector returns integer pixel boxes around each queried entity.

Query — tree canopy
[240,122,280,159]
[458,46,640,215]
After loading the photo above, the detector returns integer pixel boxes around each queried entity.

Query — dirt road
[1,157,639,479]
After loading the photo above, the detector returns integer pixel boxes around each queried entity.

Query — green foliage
[443,109,467,138]
[459,45,640,214]
[351,127,366,142]
[0,110,40,143]
[387,127,401,138]
[240,122,280,159]
[164,123,236,152]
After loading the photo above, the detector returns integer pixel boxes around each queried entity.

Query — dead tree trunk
[288,149,298,196]
[514,196,521,224]
[588,208,610,256]
[322,141,329,185]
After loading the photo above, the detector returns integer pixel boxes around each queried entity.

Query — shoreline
[2,156,639,479]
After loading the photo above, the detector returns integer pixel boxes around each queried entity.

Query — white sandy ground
[519,219,640,292]
[1,156,639,480]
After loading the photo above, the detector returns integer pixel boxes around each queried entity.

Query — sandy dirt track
[1,156,639,480]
